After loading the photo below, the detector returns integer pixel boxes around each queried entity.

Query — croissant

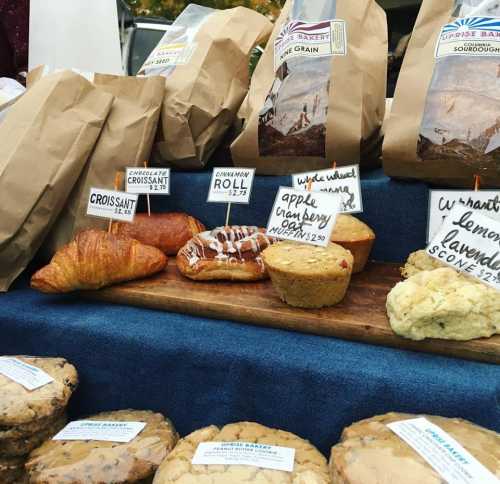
[31,229,167,293]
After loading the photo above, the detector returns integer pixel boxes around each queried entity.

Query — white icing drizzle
[180,226,274,272]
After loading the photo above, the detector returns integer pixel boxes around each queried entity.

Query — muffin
[26,409,178,484]
[153,421,331,484]
[262,241,354,308]
[330,412,500,483]
[330,215,375,273]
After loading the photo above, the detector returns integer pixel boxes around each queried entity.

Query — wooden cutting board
[87,260,500,365]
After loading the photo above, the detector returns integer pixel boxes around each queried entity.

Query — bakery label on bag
[0,357,54,391]
[142,42,197,69]
[126,168,170,195]
[267,187,341,247]
[427,204,500,290]
[292,165,362,214]
[388,418,499,484]
[53,421,146,443]
[427,190,500,242]
[274,19,346,71]
[192,442,295,472]
[435,17,500,58]
[208,168,256,204]
[87,188,138,223]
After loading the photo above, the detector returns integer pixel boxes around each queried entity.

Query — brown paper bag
[0,70,114,291]
[139,4,272,169]
[383,0,500,187]
[41,74,165,256]
[231,0,387,175]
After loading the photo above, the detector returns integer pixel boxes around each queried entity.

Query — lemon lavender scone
[262,241,353,308]
[401,249,447,279]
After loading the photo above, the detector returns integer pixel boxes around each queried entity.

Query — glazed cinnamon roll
[177,226,276,281]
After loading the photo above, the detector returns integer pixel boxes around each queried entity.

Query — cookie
[0,356,78,426]
[0,409,66,442]
[153,421,331,483]
[0,456,27,484]
[387,268,500,341]
[0,413,66,457]
[26,409,178,484]
[329,412,500,484]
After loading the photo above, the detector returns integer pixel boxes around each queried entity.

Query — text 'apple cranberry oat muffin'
[262,241,354,308]
[26,410,179,484]
[329,412,500,484]
[153,421,331,484]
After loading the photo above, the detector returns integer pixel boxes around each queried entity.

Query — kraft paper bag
[0,70,114,291]
[41,73,165,256]
[139,4,273,169]
[230,0,387,175]
[383,0,500,187]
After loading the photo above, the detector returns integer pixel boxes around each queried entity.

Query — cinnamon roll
[177,226,276,281]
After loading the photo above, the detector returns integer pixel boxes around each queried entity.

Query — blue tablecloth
[1,169,498,456]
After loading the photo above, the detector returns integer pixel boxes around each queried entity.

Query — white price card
[0,357,54,391]
[267,187,341,247]
[53,421,146,443]
[207,168,255,204]
[87,188,138,223]
[427,205,500,290]
[427,190,500,242]
[292,164,363,213]
[192,442,295,472]
[126,168,170,195]
[388,418,499,484]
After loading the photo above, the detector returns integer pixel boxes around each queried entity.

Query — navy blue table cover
[1,169,498,457]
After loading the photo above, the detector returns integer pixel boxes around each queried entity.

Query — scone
[153,421,331,483]
[386,268,500,341]
[262,241,353,308]
[0,356,78,427]
[0,413,66,457]
[331,215,375,273]
[330,412,500,484]
[0,456,28,484]
[401,249,447,278]
[26,410,178,484]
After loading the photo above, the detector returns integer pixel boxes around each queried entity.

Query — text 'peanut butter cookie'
[329,413,500,484]
[153,421,331,484]
[26,410,178,484]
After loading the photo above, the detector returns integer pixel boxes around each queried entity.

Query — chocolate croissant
[31,229,167,293]
[111,213,205,255]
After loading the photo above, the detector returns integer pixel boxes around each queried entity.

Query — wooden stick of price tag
[474,174,481,192]
[225,203,232,227]
[144,161,151,217]
[108,172,122,233]
[332,161,337,170]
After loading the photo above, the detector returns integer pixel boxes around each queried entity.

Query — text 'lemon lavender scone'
[331,215,375,273]
[387,268,500,341]
[329,413,500,484]
[153,421,331,484]
[401,250,447,279]
[26,410,178,484]
[262,241,353,308]
[177,226,276,281]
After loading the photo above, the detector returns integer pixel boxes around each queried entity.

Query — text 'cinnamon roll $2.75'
[177,226,277,281]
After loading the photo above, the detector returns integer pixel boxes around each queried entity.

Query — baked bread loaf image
[31,229,167,293]
[262,241,353,308]
[153,421,331,483]
[330,412,500,484]
[387,268,500,341]
[400,250,447,278]
[111,213,205,255]
[26,410,178,484]
[177,226,276,281]
[331,215,375,273]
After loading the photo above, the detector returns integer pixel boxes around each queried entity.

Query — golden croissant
[31,229,167,293]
